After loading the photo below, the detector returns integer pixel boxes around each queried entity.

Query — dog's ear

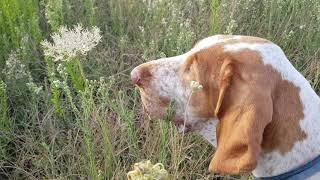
[214,58,233,116]
[180,49,234,119]
[208,59,273,174]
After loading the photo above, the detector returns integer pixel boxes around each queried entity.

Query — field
[0,0,319,179]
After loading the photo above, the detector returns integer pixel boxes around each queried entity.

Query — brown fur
[262,68,306,153]
[179,47,225,118]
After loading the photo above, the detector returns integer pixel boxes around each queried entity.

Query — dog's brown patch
[262,70,307,154]
[228,49,307,154]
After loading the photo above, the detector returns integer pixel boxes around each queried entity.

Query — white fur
[309,171,320,179]
[224,42,320,177]
[196,119,218,146]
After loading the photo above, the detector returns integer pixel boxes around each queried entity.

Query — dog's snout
[130,64,153,87]
[130,67,142,86]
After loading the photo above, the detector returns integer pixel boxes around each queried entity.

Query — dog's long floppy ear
[214,58,233,116]
[209,58,273,174]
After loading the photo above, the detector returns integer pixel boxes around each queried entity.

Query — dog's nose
[131,63,152,87]
[130,67,142,86]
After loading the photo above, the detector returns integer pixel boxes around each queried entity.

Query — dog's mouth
[173,117,191,133]
[141,99,202,133]
[173,116,200,133]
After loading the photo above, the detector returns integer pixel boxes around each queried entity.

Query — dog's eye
[184,66,191,73]
[184,62,194,73]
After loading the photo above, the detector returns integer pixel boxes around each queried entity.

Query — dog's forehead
[148,35,253,100]
[150,35,249,71]
[146,57,186,100]
[192,35,236,51]
[151,55,184,73]
[150,35,238,74]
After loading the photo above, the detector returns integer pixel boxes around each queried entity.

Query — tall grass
[214,0,320,90]
[0,0,41,68]
[0,81,12,165]
[0,0,319,179]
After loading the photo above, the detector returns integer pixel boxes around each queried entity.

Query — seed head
[190,81,203,91]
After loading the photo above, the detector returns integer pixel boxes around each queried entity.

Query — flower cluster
[41,24,102,62]
[52,79,64,89]
[225,19,238,35]
[3,51,43,95]
[190,81,203,91]
[3,51,28,80]
[127,160,169,180]
[26,82,43,95]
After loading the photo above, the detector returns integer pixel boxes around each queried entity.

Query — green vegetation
[0,0,319,179]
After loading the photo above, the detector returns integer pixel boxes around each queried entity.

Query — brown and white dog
[130,35,320,178]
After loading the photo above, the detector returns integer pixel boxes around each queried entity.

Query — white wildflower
[161,18,167,25]
[3,51,29,80]
[41,24,102,62]
[138,26,145,33]
[99,77,105,83]
[26,82,43,95]
[120,36,128,47]
[190,81,203,91]
[158,52,167,58]
[299,25,306,30]
[52,79,63,89]
[56,63,67,76]
[225,19,238,35]
[288,30,294,38]
[87,79,98,87]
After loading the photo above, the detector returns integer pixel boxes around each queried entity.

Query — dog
[130,35,320,179]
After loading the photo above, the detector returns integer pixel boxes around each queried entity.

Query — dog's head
[130,35,306,175]
[130,37,229,132]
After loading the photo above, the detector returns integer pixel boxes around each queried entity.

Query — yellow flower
[127,160,169,180]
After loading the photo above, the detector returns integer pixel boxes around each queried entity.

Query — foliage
[0,0,319,179]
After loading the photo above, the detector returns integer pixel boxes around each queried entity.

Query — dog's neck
[252,87,320,177]
[197,89,320,177]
